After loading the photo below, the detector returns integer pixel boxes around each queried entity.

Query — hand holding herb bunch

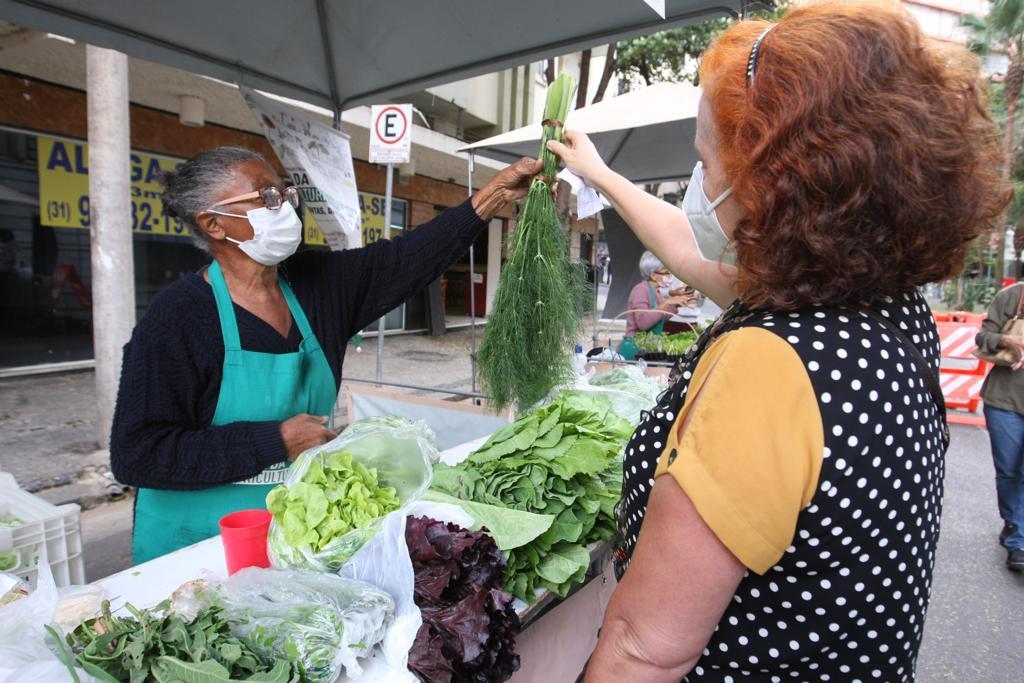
[471,157,544,221]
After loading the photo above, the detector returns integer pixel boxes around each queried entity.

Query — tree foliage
[964,0,1024,280]
[610,4,788,89]
[613,19,730,88]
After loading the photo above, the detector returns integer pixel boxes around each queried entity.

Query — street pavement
[2,324,1022,680]
[915,424,1024,682]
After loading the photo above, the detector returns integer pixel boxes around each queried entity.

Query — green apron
[131,261,337,563]
[618,282,665,361]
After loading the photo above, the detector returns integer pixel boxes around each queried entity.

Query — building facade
[0,25,531,371]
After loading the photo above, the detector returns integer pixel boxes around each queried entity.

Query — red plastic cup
[219,509,272,575]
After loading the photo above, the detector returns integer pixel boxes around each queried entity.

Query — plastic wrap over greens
[267,416,438,572]
[530,362,663,426]
[216,568,394,682]
[584,366,664,424]
[588,365,663,402]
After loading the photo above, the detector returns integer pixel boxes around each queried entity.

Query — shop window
[0,129,206,369]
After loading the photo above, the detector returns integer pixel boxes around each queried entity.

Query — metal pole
[592,220,600,350]
[467,151,477,394]
[376,162,394,384]
[86,45,134,450]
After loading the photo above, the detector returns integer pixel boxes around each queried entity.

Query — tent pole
[376,162,393,385]
[87,45,135,450]
[593,217,600,350]
[468,151,478,395]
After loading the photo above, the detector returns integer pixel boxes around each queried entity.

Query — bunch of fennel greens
[478,73,588,412]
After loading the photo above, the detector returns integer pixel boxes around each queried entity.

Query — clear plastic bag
[339,502,475,679]
[0,564,99,683]
[533,362,662,426]
[53,584,105,632]
[216,568,395,682]
[584,364,664,424]
[268,416,439,572]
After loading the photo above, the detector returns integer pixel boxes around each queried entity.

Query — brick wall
[0,71,512,227]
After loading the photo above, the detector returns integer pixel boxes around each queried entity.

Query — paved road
[915,424,1024,683]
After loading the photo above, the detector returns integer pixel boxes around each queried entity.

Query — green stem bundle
[478,73,587,412]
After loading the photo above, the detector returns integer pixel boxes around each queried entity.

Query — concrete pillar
[86,46,135,449]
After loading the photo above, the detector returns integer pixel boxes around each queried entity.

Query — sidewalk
[0,329,485,496]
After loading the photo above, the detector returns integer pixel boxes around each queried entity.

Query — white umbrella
[461,81,701,184]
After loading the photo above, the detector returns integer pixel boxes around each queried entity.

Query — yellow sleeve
[654,327,824,575]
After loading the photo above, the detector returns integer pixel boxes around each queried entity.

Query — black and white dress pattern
[615,290,946,682]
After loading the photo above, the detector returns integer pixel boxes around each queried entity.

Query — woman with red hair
[551,2,1008,680]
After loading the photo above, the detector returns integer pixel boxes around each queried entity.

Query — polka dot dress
[616,291,945,682]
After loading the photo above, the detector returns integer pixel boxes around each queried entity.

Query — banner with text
[303,191,406,247]
[37,135,189,238]
[241,87,361,250]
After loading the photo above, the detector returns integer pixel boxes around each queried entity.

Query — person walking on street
[976,282,1024,571]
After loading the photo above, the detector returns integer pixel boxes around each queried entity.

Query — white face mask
[216,203,302,266]
[683,161,735,266]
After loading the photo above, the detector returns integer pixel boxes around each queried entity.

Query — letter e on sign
[369,104,413,165]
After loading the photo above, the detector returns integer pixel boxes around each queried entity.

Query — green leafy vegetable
[431,392,630,601]
[215,569,394,682]
[633,330,698,356]
[0,516,24,571]
[478,72,589,412]
[59,600,298,682]
[420,490,555,552]
[266,450,400,554]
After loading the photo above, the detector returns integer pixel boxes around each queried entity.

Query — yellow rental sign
[37,133,401,248]
[37,135,188,238]
[303,191,405,247]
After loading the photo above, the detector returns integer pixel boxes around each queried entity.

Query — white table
[92,435,615,680]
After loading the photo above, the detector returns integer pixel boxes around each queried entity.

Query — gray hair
[638,250,666,280]
[160,147,266,253]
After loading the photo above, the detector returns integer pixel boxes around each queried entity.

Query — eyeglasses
[204,186,300,216]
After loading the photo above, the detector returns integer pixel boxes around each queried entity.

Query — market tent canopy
[461,82,702,184]
[0,0,743,112]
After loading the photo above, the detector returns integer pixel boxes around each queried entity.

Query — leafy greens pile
[214,569,394,683]
[477,72,588,412]
[266,450,400,561]
[431,392,630,601]
[633,330,698,356]
[406,516,520,683]
[54,600,297,682]
[0,516,24,571]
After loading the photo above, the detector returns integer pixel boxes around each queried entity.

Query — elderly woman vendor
[618,250,693,360]
[110,146,539,563]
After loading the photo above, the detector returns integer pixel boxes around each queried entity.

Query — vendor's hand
[546,130,609,187]
[672,292,698,308]
[471,157,544,220]
[659,296,692,313]
[280,413,336,460]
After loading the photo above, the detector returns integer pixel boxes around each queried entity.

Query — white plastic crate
[0,471,85,588]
